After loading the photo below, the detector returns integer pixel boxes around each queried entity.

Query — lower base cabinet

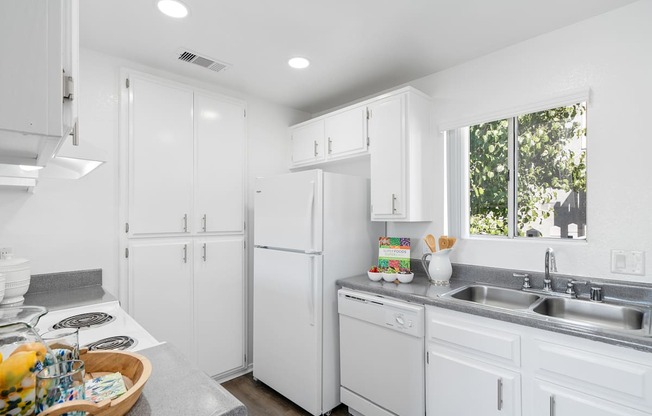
[129,236,245,378]
[426,306,652,416]
[532,379,649,416]
[427,348,520,416]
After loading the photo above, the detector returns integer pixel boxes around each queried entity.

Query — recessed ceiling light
[157,0,189,18]
[288,57,310,69]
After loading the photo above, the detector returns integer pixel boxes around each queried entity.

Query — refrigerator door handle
[309,255,316,326]
[308,180,315,251]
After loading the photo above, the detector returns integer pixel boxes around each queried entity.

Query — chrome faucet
[544,248,557,291]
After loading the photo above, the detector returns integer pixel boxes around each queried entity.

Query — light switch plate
[610,250,645,275]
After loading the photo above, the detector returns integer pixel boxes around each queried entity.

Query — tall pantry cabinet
[122,71,247,379]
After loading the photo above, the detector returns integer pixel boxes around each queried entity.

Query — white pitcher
[421,248,453,285]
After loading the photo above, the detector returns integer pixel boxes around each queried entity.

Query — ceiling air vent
[175,49,231,73]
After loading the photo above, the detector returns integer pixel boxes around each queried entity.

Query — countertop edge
[337,275,652,353]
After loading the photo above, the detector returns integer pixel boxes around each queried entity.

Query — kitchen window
[447,101,587,240]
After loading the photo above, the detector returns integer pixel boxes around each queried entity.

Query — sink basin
[532,297,646,330]
[449,285,541,310]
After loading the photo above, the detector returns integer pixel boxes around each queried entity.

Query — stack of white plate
[0,248,30,306]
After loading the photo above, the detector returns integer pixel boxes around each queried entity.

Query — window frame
[446,96,588,242]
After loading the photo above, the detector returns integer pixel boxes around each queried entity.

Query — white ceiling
[81,0,637,114]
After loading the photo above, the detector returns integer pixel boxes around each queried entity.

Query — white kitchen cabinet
[426,306,522,416]
[426,305,652,416]
[324,105,368,159]
[122,70,248,380]
[290,120,326,166]
[129,237,246,379]
[369,89,433,221]
[532,379,649,416]
[194,93,246,234]
[126,73,246,236]
[128,75,194,236]
[428,347,521,416]
[129,239,193,355]
[194,237,245,377]
[0,0,78,167]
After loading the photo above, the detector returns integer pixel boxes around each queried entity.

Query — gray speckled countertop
[337,272,652,353]
[128,343,247,416]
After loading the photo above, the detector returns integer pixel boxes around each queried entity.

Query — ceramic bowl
[382,272,398,282]
[397,273,414,283]
[367,271,383,281]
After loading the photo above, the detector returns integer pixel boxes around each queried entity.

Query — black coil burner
[52,312,115,330]
[85,336,137,351]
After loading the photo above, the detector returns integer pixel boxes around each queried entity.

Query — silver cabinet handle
[71,119,79,146]
[328,137,332,154]
[314,140,318,156]
[549,395,555,416]
[391,193,397,214]
[202,214,207,232]
[183,214,188,232]
[202,243,207,262]
[497,378,503,411]
[183,244,188,263]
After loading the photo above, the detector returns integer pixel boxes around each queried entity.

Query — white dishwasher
[338,289,425,416]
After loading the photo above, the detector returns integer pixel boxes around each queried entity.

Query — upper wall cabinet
[0,0,79,167]
[290,105,369,168]
[324,105,368,159]
[369,89,433,222]
[290,119,326,166]
[126,73,246,237]
[289,87,433,222]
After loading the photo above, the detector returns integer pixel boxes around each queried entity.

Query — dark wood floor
[221,372,350,416]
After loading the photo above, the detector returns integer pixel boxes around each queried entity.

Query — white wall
[389,0,652,283]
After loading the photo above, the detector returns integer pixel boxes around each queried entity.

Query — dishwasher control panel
[385,309,422,337]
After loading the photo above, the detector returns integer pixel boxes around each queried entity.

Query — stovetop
[35,300,160,352]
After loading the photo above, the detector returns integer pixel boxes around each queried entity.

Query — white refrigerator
[253,169,382,416]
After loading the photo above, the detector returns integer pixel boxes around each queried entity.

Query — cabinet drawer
[535,339,652,408]
[427,311,521,367]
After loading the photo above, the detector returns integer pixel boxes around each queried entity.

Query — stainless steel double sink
[442,284,651,334]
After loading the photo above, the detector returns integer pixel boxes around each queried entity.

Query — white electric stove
[35,300,161,352]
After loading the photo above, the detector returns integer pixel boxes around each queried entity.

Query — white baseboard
[214,364,253,384]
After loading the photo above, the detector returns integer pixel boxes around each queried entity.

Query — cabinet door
[129,240,193,356]
[532,379,649,416]
[128,76,193,236]
[195,93,245,234]
[290,120,325,166]
[194,238,245,377]
[369,94,406,219]
[324,106,367,159]
[427,347,521,416]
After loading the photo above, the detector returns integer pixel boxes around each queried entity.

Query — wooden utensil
[447,237,457,248]
[423,234,437,252]
[439,235,449,250]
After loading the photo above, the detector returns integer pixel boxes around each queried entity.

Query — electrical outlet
[611,250,645,276]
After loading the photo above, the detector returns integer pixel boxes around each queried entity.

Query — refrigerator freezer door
[254,170,323,252]
[253,248,323,415]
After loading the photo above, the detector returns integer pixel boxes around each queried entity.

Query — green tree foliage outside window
[469,103,587,238]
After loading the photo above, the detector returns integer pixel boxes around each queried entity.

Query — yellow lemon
[0,350,38,389]
[10,342,48,362]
